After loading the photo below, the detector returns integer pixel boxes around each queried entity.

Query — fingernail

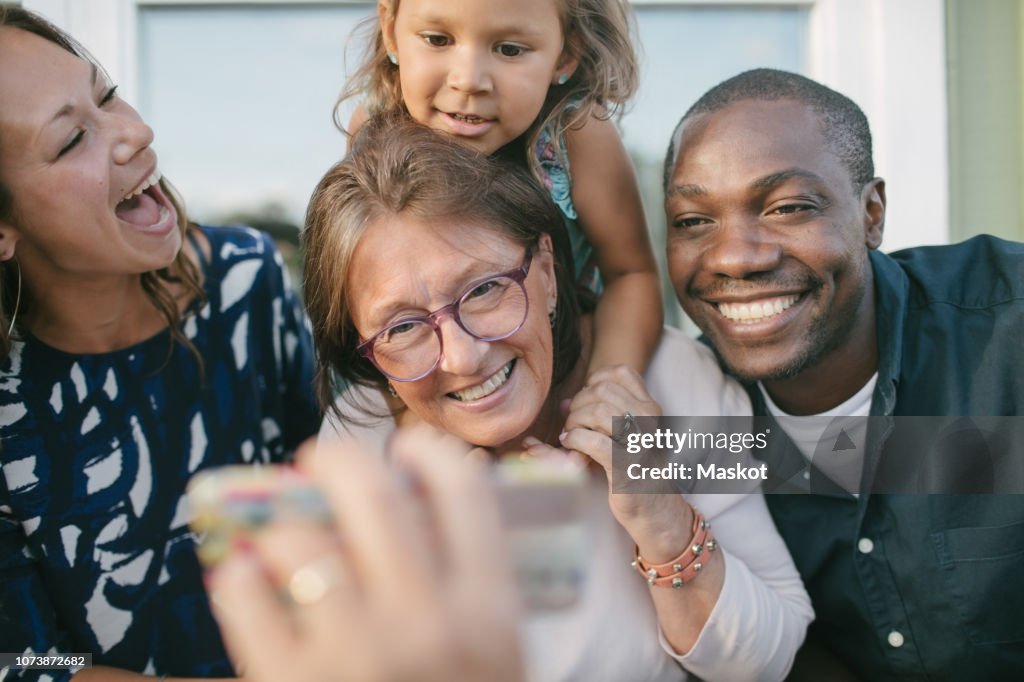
[523,436,542,448]
[558,430,568,442]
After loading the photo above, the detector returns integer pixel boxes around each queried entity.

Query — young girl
[339,0,662,378]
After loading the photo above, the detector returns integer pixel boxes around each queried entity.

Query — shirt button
[857,538,875,554]
[803,470,810,480]
[887,630,905,648]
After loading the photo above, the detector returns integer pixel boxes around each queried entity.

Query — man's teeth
[451,362,513,402]
[717,295,799,324]
[450,112,485,123]
[123,171,161,202]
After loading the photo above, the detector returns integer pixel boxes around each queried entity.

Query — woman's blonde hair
[304,112,590,420]
[335,0,639,176]
[0,7,205,365]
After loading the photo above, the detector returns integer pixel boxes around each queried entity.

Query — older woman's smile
[448,359,516,402]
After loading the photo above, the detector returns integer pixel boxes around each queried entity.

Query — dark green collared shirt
[743,236,1024,680]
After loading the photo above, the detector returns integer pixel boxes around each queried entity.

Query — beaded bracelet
[632,506,717,589]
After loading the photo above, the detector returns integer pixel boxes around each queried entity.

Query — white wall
[808,0,949,249]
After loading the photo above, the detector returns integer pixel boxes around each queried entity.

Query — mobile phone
[186,456,589,611]
[492,455,589,611]
[186,466,332,567]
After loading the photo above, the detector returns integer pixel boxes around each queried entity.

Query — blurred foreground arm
[207,427,525,682]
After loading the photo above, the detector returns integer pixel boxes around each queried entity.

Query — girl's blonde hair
[0,7,206,365]
[335,0,639,176]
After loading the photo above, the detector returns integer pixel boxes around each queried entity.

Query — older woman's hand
[525,365,696,563]
[207,427,525,682]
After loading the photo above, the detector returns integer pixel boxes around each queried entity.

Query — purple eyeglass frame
[357,247,535,382]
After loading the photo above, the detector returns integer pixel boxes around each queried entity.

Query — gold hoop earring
[6,259,21,337]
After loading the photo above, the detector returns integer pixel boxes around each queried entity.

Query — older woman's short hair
[303,113,587,418]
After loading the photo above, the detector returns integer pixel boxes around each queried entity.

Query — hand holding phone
[188,437,589,611]
[202,429,527,682]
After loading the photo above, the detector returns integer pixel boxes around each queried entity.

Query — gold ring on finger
[287,555,347,606]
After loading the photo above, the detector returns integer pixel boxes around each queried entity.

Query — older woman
[0,8,319,680]
[304,115,813,682]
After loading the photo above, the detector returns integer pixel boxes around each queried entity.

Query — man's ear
[862,178,886,250]
[379,1,398,57]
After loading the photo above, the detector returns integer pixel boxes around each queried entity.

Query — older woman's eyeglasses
[358,248,534,382]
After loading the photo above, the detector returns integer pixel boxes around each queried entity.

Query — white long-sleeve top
[320,326,813,681]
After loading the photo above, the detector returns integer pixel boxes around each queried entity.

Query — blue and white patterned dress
[0,226,320,680]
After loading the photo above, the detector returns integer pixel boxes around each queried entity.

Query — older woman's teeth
[717,294,799,324]
[123,171,162,202]
[451,361,513,402]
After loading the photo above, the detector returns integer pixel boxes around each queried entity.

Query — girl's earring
[387,382,399,398]
[548,305,557,328]
[556,73,570,85]
[387,52,399,66]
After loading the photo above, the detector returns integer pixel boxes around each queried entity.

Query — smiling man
[663,69,1024,680]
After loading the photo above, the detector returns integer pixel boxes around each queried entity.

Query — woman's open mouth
[115,170,176,235]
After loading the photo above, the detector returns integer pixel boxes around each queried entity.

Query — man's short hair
[663,68,874,193]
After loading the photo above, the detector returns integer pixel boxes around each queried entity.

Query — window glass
[138,4,374,225]
[138,3,807,325]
